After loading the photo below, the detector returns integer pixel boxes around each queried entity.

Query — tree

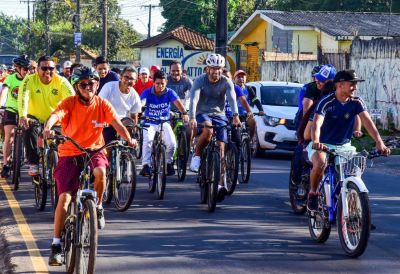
[0,13,29,54]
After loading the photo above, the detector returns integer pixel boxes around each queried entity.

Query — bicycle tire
[225,142,239,196]
[337,181,371,257]
[177,128,188,182]
[63,203,76,274]
[288,155,308,214]
[207,150,220,212]
[75,199,98,274]
[199,154,207,204]
[240,136,251,184]
[104,169,113,204]
[114,151,137,212]
[155,145,167,200]
[11,132,23,191]
[308,186,331,243]
[47,150,59,213]
[148,150,156,193]
[135,127,143,159]
[33,175,47,211]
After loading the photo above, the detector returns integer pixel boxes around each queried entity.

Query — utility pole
[215,0,228,58]
[44,0,50,55]
[102,0,108,58]
[142,4,158,39]
[21,0,36,58]
[75,0,81,62]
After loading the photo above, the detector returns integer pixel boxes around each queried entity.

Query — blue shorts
[196,114,227,142]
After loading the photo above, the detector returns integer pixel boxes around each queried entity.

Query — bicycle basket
[340,154,367,177]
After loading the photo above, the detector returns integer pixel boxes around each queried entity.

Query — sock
[52,238,60,245]
[97,204,103,210]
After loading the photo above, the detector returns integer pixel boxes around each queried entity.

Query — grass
[352,129,400,155]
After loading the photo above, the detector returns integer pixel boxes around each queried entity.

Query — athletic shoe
[97,208,105,230]
[139,164,151,177]
[48,244,62,266]
[190,155,201,172]
[1,165,10,178]
[166,163,175,176]
[307,192,319,212]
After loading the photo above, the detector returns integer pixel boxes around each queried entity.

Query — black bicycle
[225,125,239,196]
[172,112,189,182]
[104,117,137,212]
[11,123,25,191]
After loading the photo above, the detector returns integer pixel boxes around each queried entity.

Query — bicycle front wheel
[75,199,98,274]
[207,150,220,212]
[33,175,47,211]
[114,151,137,212]
[155,145,167,200]
[12,132,23,191]
[63,203,76,274]
[47,150,59,213]
[240,137,251,184]
[176,128,188,182]
[337,181,371,257]
[104,168,113,204]
[225,142,239,196]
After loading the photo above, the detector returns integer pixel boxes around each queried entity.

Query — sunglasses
[40,66,55,72]
[78,82,97,89]
[123,75,136,81]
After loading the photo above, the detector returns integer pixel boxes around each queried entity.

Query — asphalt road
[0,152,399,274]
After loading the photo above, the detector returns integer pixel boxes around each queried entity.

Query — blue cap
[313,64,336,82]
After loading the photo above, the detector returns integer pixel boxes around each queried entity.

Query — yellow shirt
[18,73,75,123]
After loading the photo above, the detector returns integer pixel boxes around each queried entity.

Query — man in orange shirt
[43,66,136,266]
[133,67,153,95]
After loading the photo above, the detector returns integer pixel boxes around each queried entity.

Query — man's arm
[0,86,8,107]
[358,111,389,154]
[43,113,60,139]
[173,99,189,123]
[18,78,31,128]
[239,96,251,113]
[311,114,326,150]
[189,79,201,120]
[247,87,264,114]
[302,98,313,118]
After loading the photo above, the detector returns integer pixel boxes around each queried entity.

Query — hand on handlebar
[376,142,391,156]
[182,114,189,123]
[189,118,197,130]
[312,142,327,151]
[19,116,30,129]
[43,128,55,139]
[232,116,241,127]
[127,138,138,148]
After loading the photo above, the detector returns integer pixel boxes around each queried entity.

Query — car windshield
[260,86,300,107]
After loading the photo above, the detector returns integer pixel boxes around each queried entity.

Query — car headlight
[262,115,286,127]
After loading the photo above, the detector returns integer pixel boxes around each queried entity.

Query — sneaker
[216,185,228,202]
[97,207,105,230]
[1,165,10,178]
[166,163,175,176]
[28,164,39,176]
[190,155,201,172]
[48,244,62,266]
[139,164,151,177]
[307,192,319,212]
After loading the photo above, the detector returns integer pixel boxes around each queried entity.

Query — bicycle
[224,125,239,196]
[144,117,173,200]
[308,148,383,257]
[103,118,137,212]
[11,122,25,191]
[172,112,189,182]
[52,135,123,274]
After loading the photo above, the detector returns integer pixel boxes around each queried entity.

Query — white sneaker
[190,155,201,172]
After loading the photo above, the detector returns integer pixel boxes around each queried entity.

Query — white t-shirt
[99,81,141,119]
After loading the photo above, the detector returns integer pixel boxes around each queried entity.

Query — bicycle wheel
[207,150,220,212]
[135,127,143,159]
[33,176,47,211]
[104,168,113,204]
[12,131,23,191]
[155,145,167,200]
[63,203,76,274]
[308,186,331,243]
[199,155,207,204]
[114,151,137,211]
[240,137,251,184]
[176,128,188,182]
[47,150,59,213]
[148,151,156,193]
[225,142,239,196]
[75,199,98,274]
[288,156,308,214]
[337,181,370,257]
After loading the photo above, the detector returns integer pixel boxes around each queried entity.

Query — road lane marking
[0,179,49,274]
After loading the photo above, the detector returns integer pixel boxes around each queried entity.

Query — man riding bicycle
[18,55,75,176]
[307,69,391,212]
[99,66,142,144]
[0,55,32,177]
[43,66,136,266]
[139,70,188,177]
[189,53,240,200]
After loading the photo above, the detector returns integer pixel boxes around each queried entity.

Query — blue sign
[156,46,184,59]
[74,32,82,46]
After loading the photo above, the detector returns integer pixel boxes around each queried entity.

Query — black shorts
[3,109,18,126]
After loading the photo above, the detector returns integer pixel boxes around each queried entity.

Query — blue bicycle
[308,148,382,257]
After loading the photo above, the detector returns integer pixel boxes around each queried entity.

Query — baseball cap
[234,70,246,78]
[63,61,72,69]
[139,67,150,74]
[313,64,336,82]
[150,65,161,72]
[333,70,365,83]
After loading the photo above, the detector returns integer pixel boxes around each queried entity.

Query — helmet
[205,53,225,68]
[70,66,99,85]
[13,55,31,68]
[311,65,323,76]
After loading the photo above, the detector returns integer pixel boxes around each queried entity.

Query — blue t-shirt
[315,93,366,145]
[225,85,244,118]
[98,71,120,94]
[140,87,179,125]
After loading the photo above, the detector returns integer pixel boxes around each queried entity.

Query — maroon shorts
[54,152,108,196]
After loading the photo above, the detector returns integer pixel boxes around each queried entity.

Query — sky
[0,0,166,36]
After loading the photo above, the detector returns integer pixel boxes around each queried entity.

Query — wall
[292,30,318,55]
[261,60,318,84]
[350,39,400,129]
[320,32,339,53]
[240,20,268,51]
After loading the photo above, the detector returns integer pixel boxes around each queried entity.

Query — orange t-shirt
[53,95,118,157]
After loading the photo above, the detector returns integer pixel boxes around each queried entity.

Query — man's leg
[1,124,15,177]
[308,150,326,211]
[24,121,40,176]
[163,123,177,176]
[140,124,156,176]
[247,116,256,140]
[93,167,107,204]
[194,121,213,156]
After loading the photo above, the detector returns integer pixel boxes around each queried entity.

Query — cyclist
[307,69,391,212]
[0,55,31,177]
[139,70,188,177]
[94,56,120,94]
[29,60,37,74]
[43,66,136,266]
[18,55,75,176]
[0,64,7,83]
[189,53,240,200]
[59,60,72,79]
[99,66,142,144]
[134,67,153,95]
[150,65,161,79]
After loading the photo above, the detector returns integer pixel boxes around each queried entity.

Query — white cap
[63,61,72,68]
[139,67,149,74]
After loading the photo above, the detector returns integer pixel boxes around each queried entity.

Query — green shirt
[4,73,23,113]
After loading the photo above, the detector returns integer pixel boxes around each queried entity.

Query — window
[260,86,300,107]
